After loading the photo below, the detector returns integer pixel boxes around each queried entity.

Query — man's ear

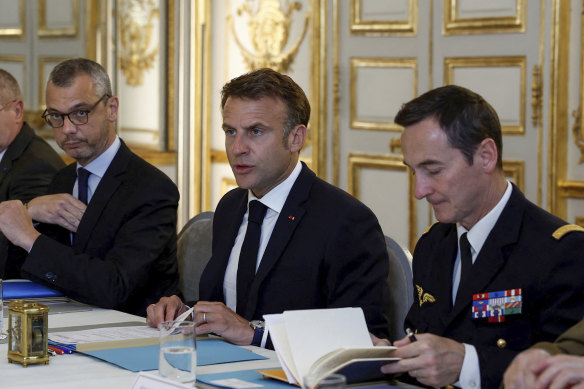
[476,138,498,173]
[13,99,24,121]
[107,96,119,122]
[288,124,306,153]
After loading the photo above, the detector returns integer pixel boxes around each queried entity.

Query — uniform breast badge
[416,285,436,307]
[472,289,522,323]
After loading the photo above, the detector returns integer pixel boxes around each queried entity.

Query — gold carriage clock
[7,300,50,367]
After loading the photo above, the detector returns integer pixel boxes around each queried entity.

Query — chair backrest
[385,235,414,341]
[177,211,214,303]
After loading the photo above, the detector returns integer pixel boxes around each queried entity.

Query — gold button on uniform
[497,338,507,348]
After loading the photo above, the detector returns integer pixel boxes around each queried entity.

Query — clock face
[31,315,46,354]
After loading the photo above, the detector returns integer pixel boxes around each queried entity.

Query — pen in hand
[406,327,417,343]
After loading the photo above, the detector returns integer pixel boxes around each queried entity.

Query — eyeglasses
[41,94,110,128]
[0,99,17,112]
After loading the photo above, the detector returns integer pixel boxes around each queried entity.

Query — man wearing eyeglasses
[0,69,65,278]
[0,58,180,316]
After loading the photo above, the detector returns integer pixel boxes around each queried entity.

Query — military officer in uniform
[375,85,584,389]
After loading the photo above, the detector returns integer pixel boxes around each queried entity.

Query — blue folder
[82,339,268,372]
[2,281,63,299]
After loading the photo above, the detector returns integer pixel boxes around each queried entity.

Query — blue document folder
[2,280,63,299]
[83,339,268,372]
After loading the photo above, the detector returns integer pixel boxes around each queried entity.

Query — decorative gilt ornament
[229,0,309,72]
[572,105,584,164]
[119,0,160,86]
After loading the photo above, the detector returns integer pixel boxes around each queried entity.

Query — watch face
[250,320,265,329]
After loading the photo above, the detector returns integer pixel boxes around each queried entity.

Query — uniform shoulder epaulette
[422,222,439,235]
[552,224,584,240]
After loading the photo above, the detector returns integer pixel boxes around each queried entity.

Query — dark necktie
[77,167,90,205]
[236,200,268,316]
[457,232,473,303]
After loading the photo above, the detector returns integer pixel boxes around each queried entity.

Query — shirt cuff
[455,343,481,389]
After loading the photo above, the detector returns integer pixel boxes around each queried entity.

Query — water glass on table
[158,320,197,384]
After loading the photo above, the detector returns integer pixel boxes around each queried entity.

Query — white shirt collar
[457,181,513,255]
[0,148,6,163]
[77,136,121,178]
[247,160,302,213]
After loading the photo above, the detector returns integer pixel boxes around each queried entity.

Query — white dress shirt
[223,161,303,312]
[453,181,512,389]
[74,136,121,203]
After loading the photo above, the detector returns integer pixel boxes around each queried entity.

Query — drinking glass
[158,320,197,384]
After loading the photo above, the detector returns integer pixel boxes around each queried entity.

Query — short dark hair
[221,68,310,143]
[48,58,112,98]
[395,85,503,168]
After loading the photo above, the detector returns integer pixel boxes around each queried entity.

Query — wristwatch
[249,320,265,347]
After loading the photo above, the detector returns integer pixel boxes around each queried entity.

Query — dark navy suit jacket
[21,140,180,316]
[199,163,391,338]
[0,123,65,277]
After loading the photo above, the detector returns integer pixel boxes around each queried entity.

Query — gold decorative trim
[558,181,584,199]
[126,145,176,166]
[38,56,72,110]
[572,106,584,164]
[167,0,175,151]
[552,224,584,240]
[221,178,238,197]
[210,149,229,164]
[228,0,309,73]
[350,57,418,132]
[0,0,25,38]
[502,160,525,193]
[38,0,79,38]
[443,0,526,35]
[118,0,160,86]
[444,56,526,135]
[576,216,584,227]
[350,0,417,36]
[332,0,340,186]
[531,65,543,127]
[536,0,546,207]
[347,153,417,252]
[548,0,570,217]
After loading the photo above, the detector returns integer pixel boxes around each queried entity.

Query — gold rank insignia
[416,285,436,307]
[552,224,584,240]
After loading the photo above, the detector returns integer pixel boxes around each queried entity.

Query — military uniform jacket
[405,184,584,389]
[534,317,584,356]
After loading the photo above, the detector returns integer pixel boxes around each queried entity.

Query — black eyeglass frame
[41,94,110,128]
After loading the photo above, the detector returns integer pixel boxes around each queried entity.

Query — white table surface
[0,305,280,389]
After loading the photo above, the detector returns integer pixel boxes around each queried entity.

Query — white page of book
[263,313,300,384]
[283,307,373,386]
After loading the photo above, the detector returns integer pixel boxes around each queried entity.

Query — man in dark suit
[504,318,584,388]
[0,69,65,277]
[375,85,584,389]
[147,68,390,346]
[0,58,179,316]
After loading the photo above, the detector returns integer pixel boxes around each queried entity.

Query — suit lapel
[448,185,526,323]
[73,142,130,249]
[242,164,313,318]
[0,125,33,187]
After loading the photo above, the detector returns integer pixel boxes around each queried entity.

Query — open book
[263,308,398,389]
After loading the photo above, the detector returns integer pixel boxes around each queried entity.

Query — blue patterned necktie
[77,167,90,205]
